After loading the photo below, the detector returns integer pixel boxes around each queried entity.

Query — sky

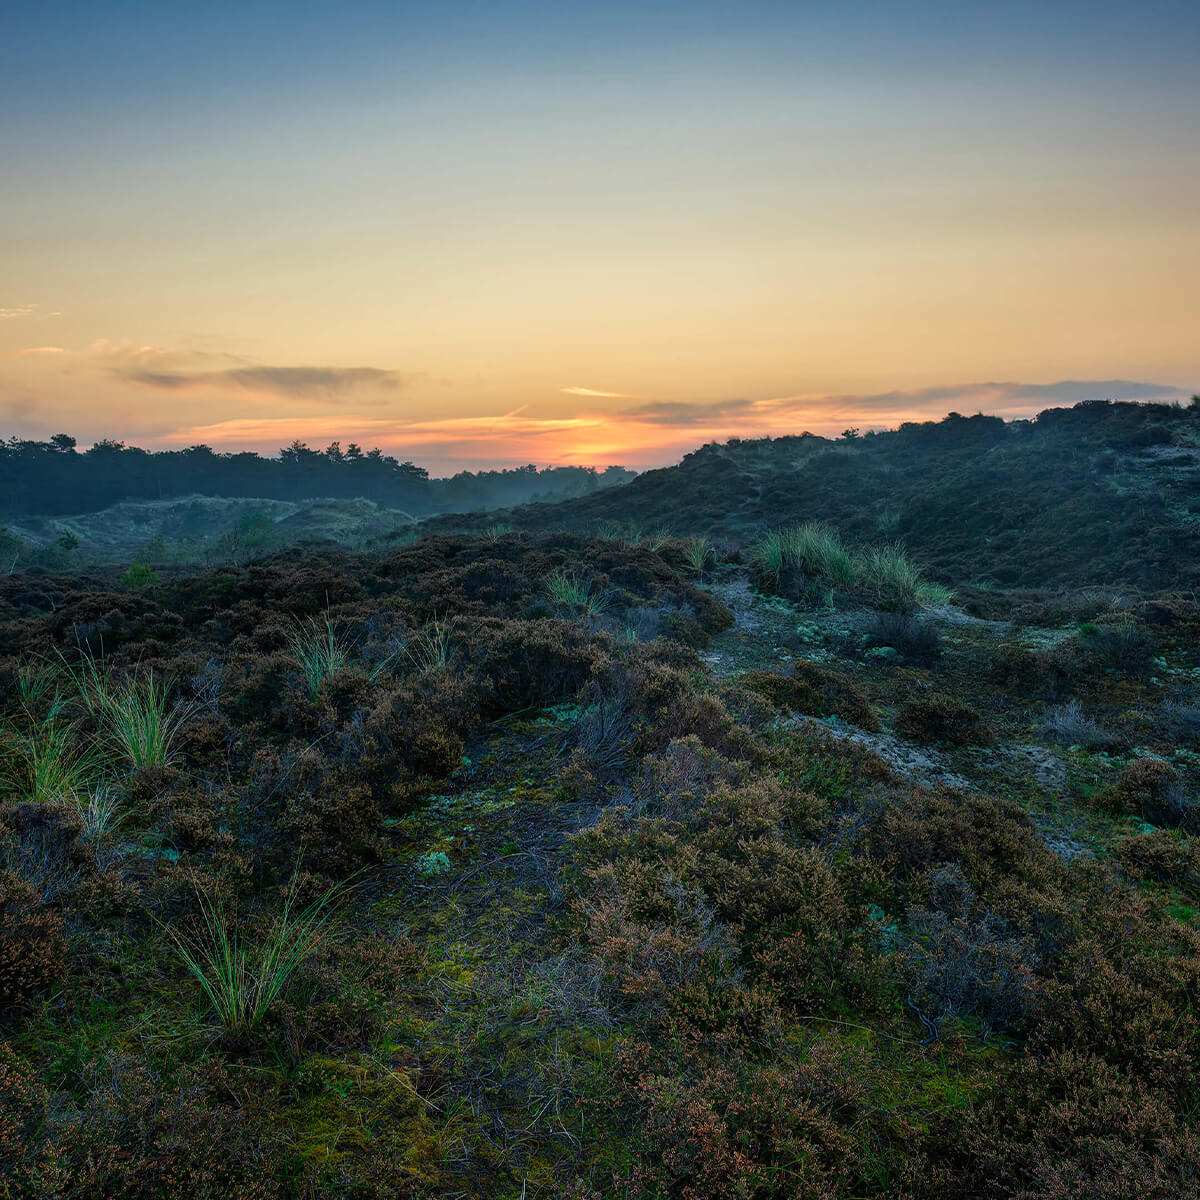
[2,0,1198,472]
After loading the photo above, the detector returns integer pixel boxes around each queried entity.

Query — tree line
[0,436,636,517]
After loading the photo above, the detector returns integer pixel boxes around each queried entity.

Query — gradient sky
[2,0,1198,470]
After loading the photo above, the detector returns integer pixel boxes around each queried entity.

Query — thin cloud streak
[562,386,646,398]
[121,365,407,399]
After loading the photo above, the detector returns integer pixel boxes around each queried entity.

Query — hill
[430,400,1200,592]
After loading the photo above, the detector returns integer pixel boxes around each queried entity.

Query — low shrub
[1042,698,1110,748]
[740,661,880,731]
[897,691,995,746]
[989,639,1077,699]
[1115,829,1200,896]
[862,610,941,661]
[1074,613,1157,674]
[0,869,66,1008]
[897,866,1041,1035]
[955,1051,1200,1199]
[1099,759,1192,828]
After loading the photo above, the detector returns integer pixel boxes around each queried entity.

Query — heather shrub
[623,1042,867,1200]
[1075,612,1157,674]
[1035,899,1200,1096]
[989,639,1076,699]
[1099,758,1192,828]
[865,785,1057,901]
[1115,829,1200,896]
[740,661,879,731]
[897,865,1041,1035]
[56,1055,280,1199]
[0,869,66,1008]
[956,1051,1200,1199]
[454,616,613,712]
[862,610,941,660]
[897,691,995,746]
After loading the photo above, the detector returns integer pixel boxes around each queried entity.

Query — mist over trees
[0,435,636,517]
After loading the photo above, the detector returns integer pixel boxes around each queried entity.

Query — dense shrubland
[429,399,1200,593]
[0,477,1198,1196]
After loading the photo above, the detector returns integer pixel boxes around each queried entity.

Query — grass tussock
[0,707,94,804]
[545,568,610,619]
[753,522,952,611]
[167,873,348,1038]
[102,673,192,770]
[287,614,354,698]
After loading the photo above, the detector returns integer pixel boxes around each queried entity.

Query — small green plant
[166,872,348,1037]
[416,850,453,877]
[682,536,712,579]
[76,786,125,868]
[103,673,192,770]
[120,561,159,589]
[484,523,514,541]
[287,614,353,698]
[545,569,609,619]
[15,660,58,709]
[637,528,672,552]
[402,619,452,674]
[0,706,95,803]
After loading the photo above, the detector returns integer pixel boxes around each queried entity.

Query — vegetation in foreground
[0,453,1198,1196]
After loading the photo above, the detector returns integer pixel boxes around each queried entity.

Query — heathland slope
[431,400,1200,591]
[1,524,1198,1197]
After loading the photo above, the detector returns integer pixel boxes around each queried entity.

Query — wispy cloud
[0,305,37,321]
[121,364,406,400]
[623,380,1188,428]
[6,345,68,356]
[562,386,646,398]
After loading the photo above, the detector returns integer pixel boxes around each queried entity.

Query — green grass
[753,524,950,611]
[682,536,712,579]
[167,872,349,1037]
[0,704,95,803]
[287,614,354,698]
[545,569,610,619]
[102,673,192,770]
[401,619,453,674]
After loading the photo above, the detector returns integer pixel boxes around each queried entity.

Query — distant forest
[0,435,636,517]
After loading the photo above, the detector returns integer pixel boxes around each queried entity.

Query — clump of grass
[545,569,610,619]
[637,528,672,552]
[1,705,94,804]
[682,536,712,579]
[857,543,923,611]
[167,872,348,1038]
[754,524,948,612]
[76,786,125,868]
[916,579,955,607]
[103,673,192,770]
[752,523,856,590]
[57,641,110,718]
[15,660,58,709]
[287,614,353,698]
[484,522,513,541]
[791,523,858,590]
[402,619,452,674]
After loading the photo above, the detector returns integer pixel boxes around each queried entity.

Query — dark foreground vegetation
[1,489,1198,1198]
[432,398,1200,592]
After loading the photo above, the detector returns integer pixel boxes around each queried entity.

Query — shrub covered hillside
[1,525,1199,1198]
[429,399,1200,591]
